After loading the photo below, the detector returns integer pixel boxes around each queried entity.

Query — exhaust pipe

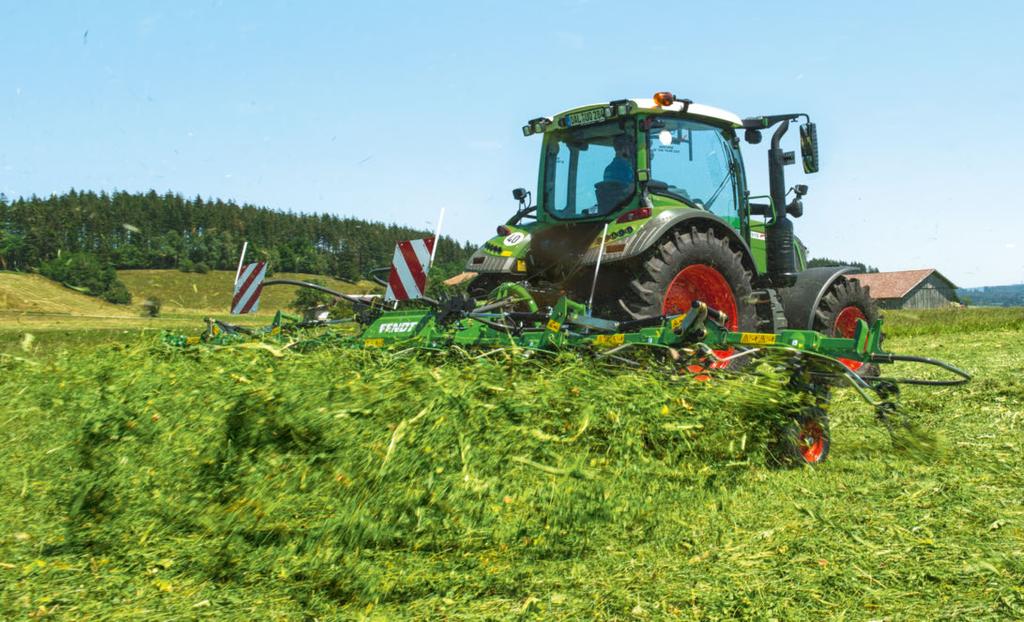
[766,120,797,287]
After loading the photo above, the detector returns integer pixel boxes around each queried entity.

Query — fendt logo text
[378,322,419,334]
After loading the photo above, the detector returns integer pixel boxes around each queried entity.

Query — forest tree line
[806,257,879,274]
[0,190,476,281]
[957,284,1024,307]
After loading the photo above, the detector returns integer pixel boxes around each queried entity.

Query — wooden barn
[850,269,959,310]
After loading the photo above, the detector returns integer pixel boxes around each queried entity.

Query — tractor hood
[465,219,605,278]
[466,226,532,275]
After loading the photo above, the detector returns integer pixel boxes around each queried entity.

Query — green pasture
[1,308,1022,620]
[0,270,380,340]
[116,270,379,315]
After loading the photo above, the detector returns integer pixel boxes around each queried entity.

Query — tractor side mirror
[799,122,819,173]
[511,187,532,212]
[744,128,762,144]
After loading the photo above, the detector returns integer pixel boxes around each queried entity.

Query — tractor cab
[467,95,752,292]
[540,121,636,221]
[536,99,745,228]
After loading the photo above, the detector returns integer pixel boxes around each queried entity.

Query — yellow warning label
[739,333,777,345]
[546,320,562,333]
[363,338,385,348]
[186,336,200,345]
[594,333,625,346]
[670,315,685,331]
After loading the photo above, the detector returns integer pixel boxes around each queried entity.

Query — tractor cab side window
[543,123,636,220]
[647,118,739,223]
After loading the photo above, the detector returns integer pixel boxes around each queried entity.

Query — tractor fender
[775,266,856,330]
[582,209,757,272]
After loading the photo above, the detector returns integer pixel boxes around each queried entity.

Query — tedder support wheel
[813,277,881,376]
[617,226,769,369]
[777,406,831,466]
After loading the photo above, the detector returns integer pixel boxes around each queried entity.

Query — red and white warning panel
[231,261,267,314]
[385,237,435,302]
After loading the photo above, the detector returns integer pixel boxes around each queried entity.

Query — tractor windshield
[542,122,635,220]
[646,118,740,221]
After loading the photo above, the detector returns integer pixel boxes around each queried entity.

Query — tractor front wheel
[617,226,761,369]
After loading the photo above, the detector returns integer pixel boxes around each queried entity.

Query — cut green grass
[1,307,1021,620]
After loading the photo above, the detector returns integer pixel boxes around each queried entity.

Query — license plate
[566,108,606,127]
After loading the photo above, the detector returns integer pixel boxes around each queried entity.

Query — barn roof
[849,269,957,300]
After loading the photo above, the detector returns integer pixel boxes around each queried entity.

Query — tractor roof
[627,98,742,127]
[522,97,743,137]
[554,99,742,128]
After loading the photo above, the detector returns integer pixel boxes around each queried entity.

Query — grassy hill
[0,271,200,335]
[0,272,135,316]
[1,308,1022,619]
[0,270,378,319]
[117,269,380,314]
[0,270,381,336]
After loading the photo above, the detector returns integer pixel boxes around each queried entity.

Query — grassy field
[1,306,1022,620]
[0,273,138,317]
[0,270,380,340]
[116,270,379,315]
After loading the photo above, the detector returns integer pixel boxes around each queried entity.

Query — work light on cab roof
[652,91,678,107]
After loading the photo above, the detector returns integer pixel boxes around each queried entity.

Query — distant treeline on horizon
[958,283,1024,307]
[805,257,879,274]
[0,189,475,280]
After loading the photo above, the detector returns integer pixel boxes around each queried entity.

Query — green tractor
[465,92,878,369]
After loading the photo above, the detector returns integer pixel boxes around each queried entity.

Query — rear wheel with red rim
[813,277,881,376]
[662,265,739,369]
[833,305,866,338]
[616,226,768,370]
[661,265,739,329]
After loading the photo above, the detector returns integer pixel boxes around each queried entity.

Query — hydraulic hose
[263,278,442,310]
[868,353,972,386]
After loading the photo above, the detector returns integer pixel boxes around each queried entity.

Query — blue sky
[1,0,1021,287]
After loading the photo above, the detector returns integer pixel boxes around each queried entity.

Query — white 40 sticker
[504,232,527,246]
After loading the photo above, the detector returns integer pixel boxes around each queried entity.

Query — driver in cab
[594,133,636,214]
[604,134,635,185]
